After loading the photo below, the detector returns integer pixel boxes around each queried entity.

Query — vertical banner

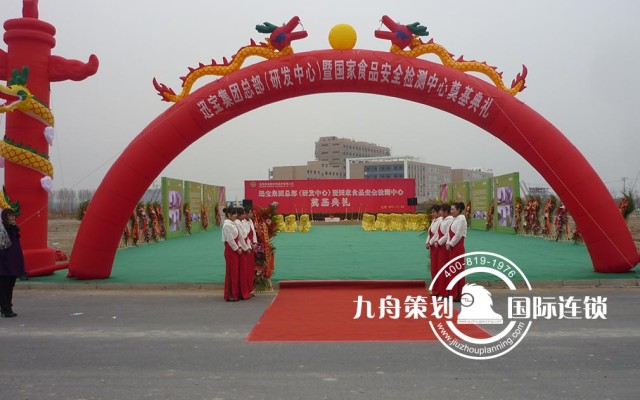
[440,183,449,203]
[162,177,185,239]
[470,179,493,230]
[493,172,520,234]
[184,181,203,233]
[450,181,470,204]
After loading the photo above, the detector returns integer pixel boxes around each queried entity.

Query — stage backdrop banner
[450,181,470,204]
[162,177,185,239]
[470,178,493,231]
[184,181,203,233]
[244,179,416,215]
[493,172,520,234]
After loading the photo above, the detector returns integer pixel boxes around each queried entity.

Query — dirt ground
[46,213,640,257]
[47,216,81,257]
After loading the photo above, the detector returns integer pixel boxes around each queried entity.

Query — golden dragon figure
[0,67,55,211]
[375,15,527,96]
[153,16,308,103]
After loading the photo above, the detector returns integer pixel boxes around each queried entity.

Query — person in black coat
[0,208,25,318]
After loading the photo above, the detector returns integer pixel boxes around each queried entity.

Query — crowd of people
[425,202,467,301]
[221,207,258,302]
[219,202,468,303]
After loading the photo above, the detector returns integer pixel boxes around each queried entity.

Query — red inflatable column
[1,3,97,276]
[3,17,57,275]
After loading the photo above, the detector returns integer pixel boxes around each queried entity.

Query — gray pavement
[1,287,639,400]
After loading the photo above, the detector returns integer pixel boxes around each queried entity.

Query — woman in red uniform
[425,205,442,296]
[446,202,468,301]
[434,204,452,298]
[235,208,251,300]
[222,208,242,302]
[245,208,258,296]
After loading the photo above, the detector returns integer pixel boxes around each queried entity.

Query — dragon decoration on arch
[374,15,527,96]
[154,15,526,103]
[0,66,56,213]
[153,16,308,102]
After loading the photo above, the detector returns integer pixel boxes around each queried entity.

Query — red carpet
[247,280,491,342]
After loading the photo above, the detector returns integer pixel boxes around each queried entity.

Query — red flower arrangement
[201,204,209,231]
[486,203,494,230]
[137,203,150,243]
[541,196,556,237]
[252,203,281,292]
[524,196,540,235]
[122,224,131,247]
[183,203,191,234]
[554,203,568,241]
[214,202,221,226]
[154,202,166,239]
[571,227,582,244]
[619,192,635,220]
[619,196,629,217]
[122,203,165,247]
[514,198,522,234]
[147,203,161,241]
[130,209,140,246]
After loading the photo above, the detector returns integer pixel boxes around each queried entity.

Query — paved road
[1,287,638,400]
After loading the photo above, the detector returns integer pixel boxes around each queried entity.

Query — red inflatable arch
[68,49,639,278]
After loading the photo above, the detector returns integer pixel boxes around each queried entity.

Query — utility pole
[621,177,627,193]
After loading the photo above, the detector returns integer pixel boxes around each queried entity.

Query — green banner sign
[493,172,520,234]
[450,181,470,204]
[470,178,492,231]
[184,181,203,233]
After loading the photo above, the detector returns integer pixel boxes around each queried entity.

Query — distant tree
[55,188,77,216]
[77,189,95,203]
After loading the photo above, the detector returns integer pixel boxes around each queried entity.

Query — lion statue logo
[457,283,503,325]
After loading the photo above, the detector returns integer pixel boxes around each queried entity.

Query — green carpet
[29,225,638,284]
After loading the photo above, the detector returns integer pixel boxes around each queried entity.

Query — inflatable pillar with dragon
[0,0,98,276]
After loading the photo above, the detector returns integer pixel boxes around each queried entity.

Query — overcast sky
[2,0,639,202]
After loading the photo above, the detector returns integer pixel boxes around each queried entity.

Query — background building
[269,161,344,180]
[348,156,451,202]
[269,136,499,203]
[270,136,391,180]
[268,165,309,180]
[314,136,391,178]
[451,168,493,182]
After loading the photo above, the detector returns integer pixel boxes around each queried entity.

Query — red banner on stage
[244,179,416,214]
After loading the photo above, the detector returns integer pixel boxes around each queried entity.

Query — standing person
[234,208,252,300]
[0,209,25,318]
[245,208,258,296]
[434,204,453,297]
[222,208,242,302]
[446,202,468,302]
[425,205,442,296]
